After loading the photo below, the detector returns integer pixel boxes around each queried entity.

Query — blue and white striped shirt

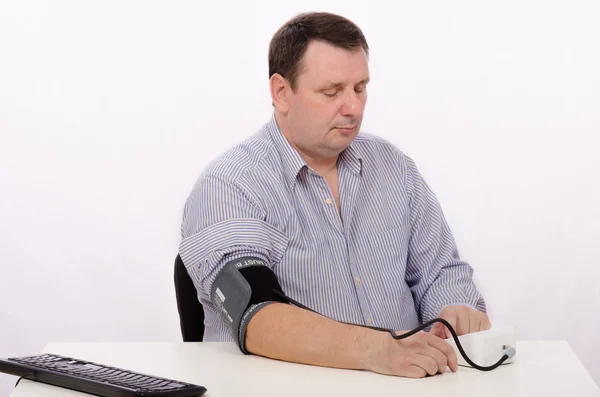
[180,114,486,342]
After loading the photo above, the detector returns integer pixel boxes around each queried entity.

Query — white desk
[7,341,600,397]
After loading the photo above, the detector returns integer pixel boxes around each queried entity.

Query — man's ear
[270,73,291,113]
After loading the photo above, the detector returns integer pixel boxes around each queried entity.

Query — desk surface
[7,341,600,397]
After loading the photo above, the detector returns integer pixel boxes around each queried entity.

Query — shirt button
[307,169,313,176]
[325,198,332,205]
[367,318,373,325]
[355,277,361,286]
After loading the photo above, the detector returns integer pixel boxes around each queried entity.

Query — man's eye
[355,86,366,93]
[323,91,338,97]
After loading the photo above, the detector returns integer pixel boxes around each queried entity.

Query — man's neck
[302,153,338,176]
[275,112,339,176]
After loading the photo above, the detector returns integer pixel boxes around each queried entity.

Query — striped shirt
[179,114,486,342]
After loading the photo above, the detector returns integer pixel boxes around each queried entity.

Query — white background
[1,0,599,395]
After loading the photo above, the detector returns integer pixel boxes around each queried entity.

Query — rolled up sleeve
[179,174,289,301]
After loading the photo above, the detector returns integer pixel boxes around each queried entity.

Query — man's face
[283,40,370,161]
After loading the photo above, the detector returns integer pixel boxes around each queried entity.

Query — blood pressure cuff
[210,256,287,354]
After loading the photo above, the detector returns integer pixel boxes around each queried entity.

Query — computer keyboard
[0,353,207,396]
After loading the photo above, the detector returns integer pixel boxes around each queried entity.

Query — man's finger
[430,323,446,339]
[457,308,470,335]
[413,354,439,376]
[406,365,427,378]
[443,309,458,338]
[420,344,448,374]
[481,316,492,331]
[469,314,481,334]
[426,334,458,372]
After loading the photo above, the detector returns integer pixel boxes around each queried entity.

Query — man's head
[268,12,370,165]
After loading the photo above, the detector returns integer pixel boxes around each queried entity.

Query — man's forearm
[245,302,381,371]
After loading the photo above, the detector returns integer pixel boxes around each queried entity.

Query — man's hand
[366,330,458,378]
[430,305,491,339]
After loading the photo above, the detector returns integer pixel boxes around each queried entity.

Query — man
[180,12,490,378]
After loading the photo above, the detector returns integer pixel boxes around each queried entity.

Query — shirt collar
[339,141,363,176]
[267,114,308,190]
[267,113,363,189]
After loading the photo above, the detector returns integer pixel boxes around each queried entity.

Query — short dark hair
[268,12,369,92]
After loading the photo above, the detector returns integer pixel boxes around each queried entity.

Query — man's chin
[327,136,356,155]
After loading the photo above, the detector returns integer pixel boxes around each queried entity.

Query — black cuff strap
[211,257,287,353]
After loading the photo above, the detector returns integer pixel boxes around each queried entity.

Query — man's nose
[340,91,364,117]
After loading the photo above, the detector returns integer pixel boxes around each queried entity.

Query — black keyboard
[0,353,207,397]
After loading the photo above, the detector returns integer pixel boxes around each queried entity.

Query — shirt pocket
[366,225,410,266]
